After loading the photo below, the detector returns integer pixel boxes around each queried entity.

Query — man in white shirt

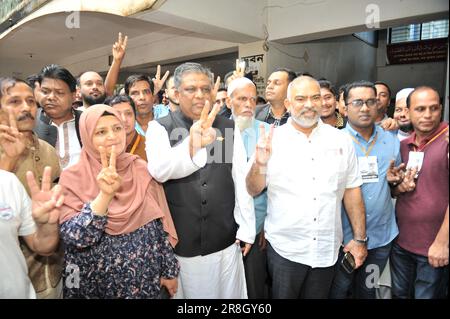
[0,164,63,298]
[146,62,255,299]
[246,76,368,298]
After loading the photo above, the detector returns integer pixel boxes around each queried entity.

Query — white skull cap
[395,88,414,102]
[227,77,255,97]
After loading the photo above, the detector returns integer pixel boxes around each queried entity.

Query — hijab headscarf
[59,104,177,246]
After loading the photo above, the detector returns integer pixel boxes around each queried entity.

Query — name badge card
[358,156,379,183]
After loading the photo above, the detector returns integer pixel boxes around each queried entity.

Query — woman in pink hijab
[58,104,178,298]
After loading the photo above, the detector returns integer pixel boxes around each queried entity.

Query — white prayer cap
[395,88,414,102]
[227,77,255,97]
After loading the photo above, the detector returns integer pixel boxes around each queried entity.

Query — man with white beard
[246,76,368,299]
[227,77,270,298]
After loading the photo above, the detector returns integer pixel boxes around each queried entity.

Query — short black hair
[273,68,297,83]
[406,86,440,108]
[318,80,337,97]
[25,74,40,88]
[124,74,154,96]
[297,71,314,79]
[374,81,392,98]
[343,81,377,105]
[39,64,77,92]
[105,94,137,116]
[256,96,267,104]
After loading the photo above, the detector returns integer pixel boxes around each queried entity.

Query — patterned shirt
[60,203,179,299]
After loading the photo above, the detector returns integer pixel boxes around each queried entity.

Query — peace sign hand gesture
[189,100,220,158]
[97,145,122,196]
[152,65,170,95]
[386,159,405,185]
[26,166,64,226]
[255,124,274,167]
[0,106,26,159]
[112,32,128,62]
[397,167,417,193]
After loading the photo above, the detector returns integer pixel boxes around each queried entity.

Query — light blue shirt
[241,119,269,234]
[135,104,171,136]
[342,124,400,250]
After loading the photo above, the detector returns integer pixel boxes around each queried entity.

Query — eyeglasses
[347,98,377,108]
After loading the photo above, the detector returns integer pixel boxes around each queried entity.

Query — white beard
[234,115,254,132]
[291,112,320,128]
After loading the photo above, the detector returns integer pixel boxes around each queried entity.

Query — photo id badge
[407,151,424,177]
[358,156,379,183]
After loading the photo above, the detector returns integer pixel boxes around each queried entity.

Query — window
[389,19,448,44]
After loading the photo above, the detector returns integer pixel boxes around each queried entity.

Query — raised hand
[112,32,128,62]
[189,100,220,157]
[226,59,245,87]
[397,167,417,193]
[210,76,221,104]
[0,106,26,159]
[380,117,399,131]
[255,124,274,167]
[26,166,64,225]
[152,65,170,95]
[386,159,405,185]
[97,145,122,196]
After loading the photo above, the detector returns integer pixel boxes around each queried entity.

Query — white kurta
[146,119,255,298]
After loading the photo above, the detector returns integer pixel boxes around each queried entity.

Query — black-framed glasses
[347,98,377,108]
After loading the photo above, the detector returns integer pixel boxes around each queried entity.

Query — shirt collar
[345,123,378,143]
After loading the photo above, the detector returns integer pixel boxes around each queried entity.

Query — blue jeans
[266,242,335,299]
[329,242,392,299]
[390,242,447,299]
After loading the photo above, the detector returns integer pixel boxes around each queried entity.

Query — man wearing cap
[228,77,270,298]
[393,88,414,141]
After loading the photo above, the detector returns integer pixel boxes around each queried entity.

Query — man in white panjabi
[146,62,255,299]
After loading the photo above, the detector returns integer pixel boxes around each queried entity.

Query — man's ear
[284,98,291,112]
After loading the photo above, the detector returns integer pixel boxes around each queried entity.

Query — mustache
[17,112,35,121]
[299,106,318,115]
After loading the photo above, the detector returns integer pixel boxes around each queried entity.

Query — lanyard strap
[413,126,448,152]
[349,132,378,157]
[129,134,141,155]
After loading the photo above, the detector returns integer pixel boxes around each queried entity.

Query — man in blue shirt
[330,81,400,299]
[227,77,270,298]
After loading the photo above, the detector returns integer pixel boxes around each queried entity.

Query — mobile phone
[341,252,356,274]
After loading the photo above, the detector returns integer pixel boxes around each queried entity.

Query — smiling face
[320,87,337,119]
[91,115,126,156]
[175,72,212,120]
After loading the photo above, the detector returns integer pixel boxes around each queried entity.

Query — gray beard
[234,115,254,132]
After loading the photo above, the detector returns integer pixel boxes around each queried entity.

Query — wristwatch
[354,237,369,245]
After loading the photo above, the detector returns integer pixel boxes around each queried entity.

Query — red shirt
[396,122,449,256]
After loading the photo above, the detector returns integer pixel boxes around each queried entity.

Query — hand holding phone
[341,252,356,274]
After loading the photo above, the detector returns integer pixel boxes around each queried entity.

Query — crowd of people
[0,32,448,299]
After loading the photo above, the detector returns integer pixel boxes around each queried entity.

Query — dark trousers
[267,242,335,299]
[390,242,448,299]
[329,242,392,299]
[243,231,269,299]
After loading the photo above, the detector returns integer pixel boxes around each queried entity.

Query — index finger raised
[99,146,108,168]
[109,145,117,169]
